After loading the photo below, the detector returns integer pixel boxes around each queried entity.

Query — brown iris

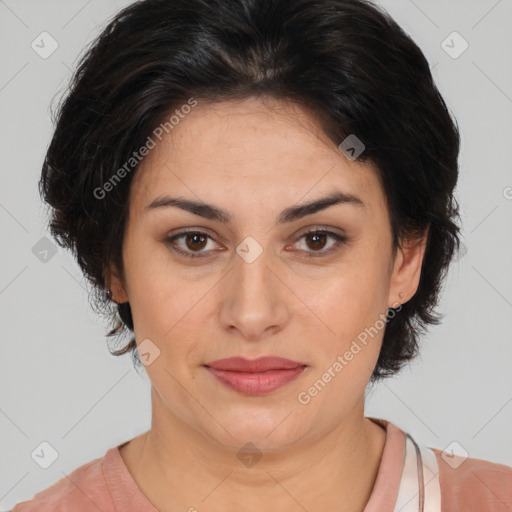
[304,232,328,251]
[185,232,208,251]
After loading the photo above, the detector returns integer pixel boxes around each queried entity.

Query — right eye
[164,230,219,258]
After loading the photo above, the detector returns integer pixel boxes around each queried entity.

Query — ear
[388,225,429,308]
[104,263,129,304]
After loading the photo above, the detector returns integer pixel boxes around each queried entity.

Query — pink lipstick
[204,356,307,395]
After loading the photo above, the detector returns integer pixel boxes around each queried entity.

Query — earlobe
[104,264,129,304]
[388,226,429,308]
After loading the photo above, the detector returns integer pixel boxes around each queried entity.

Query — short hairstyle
[40,0,462,382]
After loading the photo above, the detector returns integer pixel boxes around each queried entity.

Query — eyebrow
[144,190,365,224]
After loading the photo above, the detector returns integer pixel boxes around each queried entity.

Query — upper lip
[204,356,307,372]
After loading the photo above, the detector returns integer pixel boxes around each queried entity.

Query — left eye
[165,229,346,259]
[294,230,346,256]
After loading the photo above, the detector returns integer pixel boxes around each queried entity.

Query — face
[109,96,426,450]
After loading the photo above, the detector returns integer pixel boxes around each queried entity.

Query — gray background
[1,0,511,509]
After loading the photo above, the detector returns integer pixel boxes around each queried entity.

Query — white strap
[418,444,442,512]
[393,435,442,512]
[394,435,421,512]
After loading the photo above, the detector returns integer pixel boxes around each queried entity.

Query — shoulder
[10,449,116,512]
[431,448,512,511]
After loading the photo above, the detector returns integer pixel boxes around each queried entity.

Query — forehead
[129,97,385,219]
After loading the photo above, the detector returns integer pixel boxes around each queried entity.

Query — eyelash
[164,229,347,259]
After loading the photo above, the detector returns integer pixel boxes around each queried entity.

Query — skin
[108,95,428,512]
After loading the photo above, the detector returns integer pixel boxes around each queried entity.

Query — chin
[204,410,305,450]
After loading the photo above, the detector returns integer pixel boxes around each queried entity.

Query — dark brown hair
[39,0,462,382]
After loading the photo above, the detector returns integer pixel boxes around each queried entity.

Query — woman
[11,0,511,511]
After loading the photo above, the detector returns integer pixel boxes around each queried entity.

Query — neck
[120,388,386,512]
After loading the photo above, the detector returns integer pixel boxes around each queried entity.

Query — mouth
[203,356,308,395]
[204,356,306,372]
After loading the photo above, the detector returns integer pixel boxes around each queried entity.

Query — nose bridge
[220,235,289,338]
[237,245,272,297]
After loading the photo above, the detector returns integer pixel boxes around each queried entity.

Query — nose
[218,245,290,341]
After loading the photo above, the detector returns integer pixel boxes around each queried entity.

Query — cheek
[305,261,389,342]
[298,267,389,403]
[305,280,386,401]
[128,275,201,342]
[124,258,211,369]
[121,236,181,330]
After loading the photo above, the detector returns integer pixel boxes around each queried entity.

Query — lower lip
[204,366,307,395]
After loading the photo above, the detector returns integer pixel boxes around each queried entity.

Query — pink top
[10,417,512,511]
